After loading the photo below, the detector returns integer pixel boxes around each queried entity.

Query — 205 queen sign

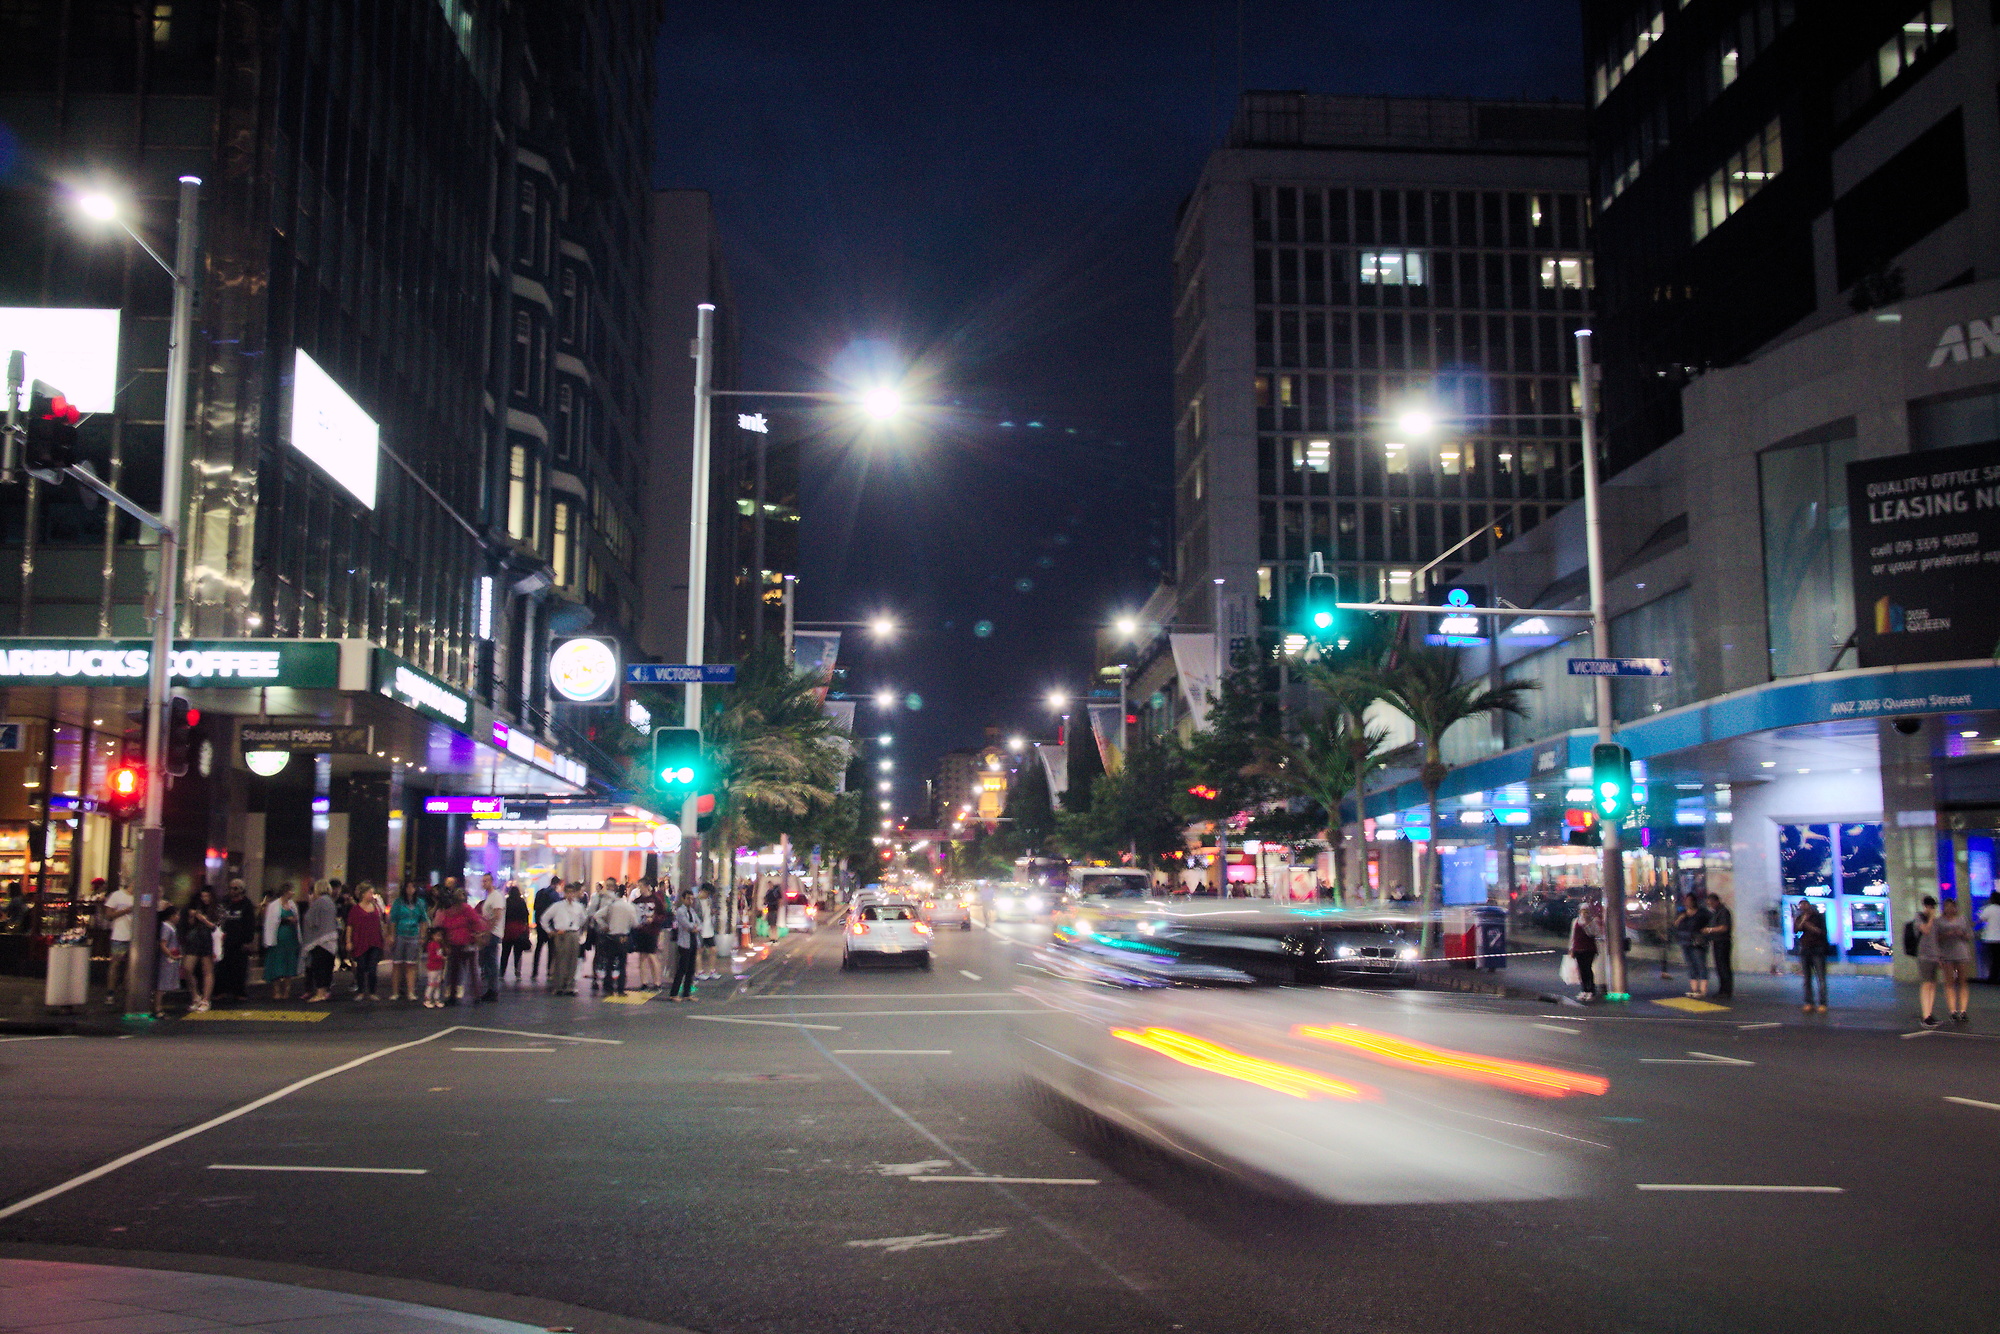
[0,638,340,687]
[1848,439,2000,668]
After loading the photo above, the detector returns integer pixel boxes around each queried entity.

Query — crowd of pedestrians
[91,873,738,1014]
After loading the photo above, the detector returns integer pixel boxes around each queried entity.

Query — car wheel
[840,952,855,972]
[960,920,971,931]
[917,952,932,970]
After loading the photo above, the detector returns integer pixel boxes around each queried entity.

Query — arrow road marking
[960,970,982,980]
[847,1228,1008,1254]
[1533,1024,1583,1036]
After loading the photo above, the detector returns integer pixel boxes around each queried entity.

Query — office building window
[511,310,531,396]
[555,382,574,462]
[516,179,537,262]
[1361,251,1426,286]
[1592,0,1666,105]
[507,444,538,545]
[560,269,578,344]
[551,499,572,587]
[1692,118,1783,242]
[1833,1,1954,123]
[1539,257,1588,290]
[1761,431,1858,678]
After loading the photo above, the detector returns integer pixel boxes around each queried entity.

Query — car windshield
[1078,880,1147,898]
[862,905,915,921]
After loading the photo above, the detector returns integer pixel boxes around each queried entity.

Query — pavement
[1,914,1996,1334]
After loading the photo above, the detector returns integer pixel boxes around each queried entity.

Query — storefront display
[1779,822,1890,962]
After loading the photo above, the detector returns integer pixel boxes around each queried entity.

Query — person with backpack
[1909,895,1940,1026]
[1794,898,1831,1013]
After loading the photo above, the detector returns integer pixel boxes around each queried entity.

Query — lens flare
[1293,1024,1609,1098]
[1111,1027,1377,1101]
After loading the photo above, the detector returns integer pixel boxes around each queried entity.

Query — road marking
[689,1016,842,1031]
[1737,1022,1782,1030]
[834,1049,953,1055]
[449,1046,556,1052]
[908,1176,1099,1186]
[1533,1023,1583,1035]
[600,992,653,1005]
[457,1025,622,1045]
[1652,997,1730,1013]
[181,1010,329,1023]
[960,970,982,980]
[1901,1030,1936,1039]
[1945,1096,2000,1112]
[0,1025,479,1221]
[208,1164,427,1175]
[1640,1051,1755,1066]
[847,1228,1007,1254]
[730,992,1013,1000]
[1640,1192,1840,1200]
[875,1159,954,1176]
[0,1034,72,1043]
[732,1008,1051,1018]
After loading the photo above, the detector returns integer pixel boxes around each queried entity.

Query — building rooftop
[1227,91,1585,154]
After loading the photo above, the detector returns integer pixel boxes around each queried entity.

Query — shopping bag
[1559,954,1580,986]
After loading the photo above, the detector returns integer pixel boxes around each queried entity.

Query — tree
[1250,705,1388,900]
[1179,642,1280,886]
[1299,630,1395,902]
[991,751,1056,863]
[1359,642,1536,950]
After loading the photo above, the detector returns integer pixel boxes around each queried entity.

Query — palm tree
[1251,707,1387,902]
[1300,638,1394,905]
[1359,642,1536,950]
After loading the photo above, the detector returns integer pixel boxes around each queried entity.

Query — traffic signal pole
[1575,328,1628,1002]
[126,178,200,1019]
[680,303,714,894]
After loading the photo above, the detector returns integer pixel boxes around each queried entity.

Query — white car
[842,900,934,969]
[993,887,1054,921]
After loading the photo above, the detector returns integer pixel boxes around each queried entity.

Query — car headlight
[1398,946,1419,960]
[1335,945,1358,958]
[1026,895,1046,912]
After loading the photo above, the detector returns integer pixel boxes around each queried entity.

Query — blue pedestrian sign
[627,664,737,685]
[1567,657,1673,677]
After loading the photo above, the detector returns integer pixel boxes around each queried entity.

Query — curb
[1408,970,1563,1004]
[0,1243,706,1334]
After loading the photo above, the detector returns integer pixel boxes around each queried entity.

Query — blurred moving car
[927,888,973,930]
[1052,898,1423,985]
[993,885,1056,921]
[1069,867,1152,901]
[842,899,934,970]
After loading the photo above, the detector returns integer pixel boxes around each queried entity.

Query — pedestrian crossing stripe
[1652,997,1730,1013]
[180,1010,331,1022]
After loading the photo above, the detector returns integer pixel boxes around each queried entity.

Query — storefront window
[1611,589,1699,719]
[1759,429,1857,678]
[1778,821,1890,961]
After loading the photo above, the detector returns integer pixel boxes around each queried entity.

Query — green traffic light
[1312,610,1333,629]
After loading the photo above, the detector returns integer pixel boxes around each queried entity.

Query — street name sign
[627,664,737,685]
[1568,657,1673,677]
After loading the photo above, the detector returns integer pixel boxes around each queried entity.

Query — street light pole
[1575,328,1627,1002]
[126,175,200,1018]
[681,302,714,894]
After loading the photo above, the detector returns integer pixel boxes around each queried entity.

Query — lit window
[1276,375,1298,408]
[1438,444,1463,476]
[1360,251,1426,286]
[1257,566,1273,600]
[1383,441,1409,475]
[1539,257,1587,290]
[153,4,171,44]
[1692,118,1783,242]
[1304,438,1331,473]
[551,501,572,587]
[1881,0,1953,85]
[1529,196,1545,228]
[1593,2,1666,104]
[1720,47,1740,87]
[506,445,537,545]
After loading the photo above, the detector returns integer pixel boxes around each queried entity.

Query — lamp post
[77,177,200,1020]
[1574,328,1628,1002]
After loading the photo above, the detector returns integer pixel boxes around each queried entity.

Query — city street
[5,920,1997,1334]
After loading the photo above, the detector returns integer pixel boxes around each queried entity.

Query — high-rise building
[1169,92,1592,652]
[0,0,664,920]
[1585,0,2000,467]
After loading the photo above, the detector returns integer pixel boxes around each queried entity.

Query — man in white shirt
[1979,893,2000,985]
[593,885,638,996]
[540,887,588,996]
[100,884,135,1002]
[476,873,505,1003]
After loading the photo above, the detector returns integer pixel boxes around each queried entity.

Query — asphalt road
[3,916,1997,1334]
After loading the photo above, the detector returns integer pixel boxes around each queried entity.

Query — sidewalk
[1427,925,1944,1027]
[0,1254,696,1334]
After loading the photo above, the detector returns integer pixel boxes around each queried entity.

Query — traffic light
[24,381,80,478]
[1302,567,1343,642]
[1591,743,1634,822]
[653,727,704,797]
[166,696,199,777]
[107,763,145,820]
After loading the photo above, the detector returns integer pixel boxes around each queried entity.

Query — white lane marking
[1640,1051,1755,1066]
[1737,1022,1783,1030]
[834,1049,953,1055]
[208,1164,427,1175]
[908,1176,1099,1186]
[689,1016,842,1031]
[1901,1030,1936,1039]
[733,1008,1050,1018]
[874,1159,954,1176]
[1945,1096,2000,1112]
[959,970,982,981]
[1632,1192,1832,1200]
[0,1025,475,1221]
[847,1228,1007,1253]
[1533,1023,1583,1035]
[449,1046,555,1052]
[0,1034,73,1044]
[456,1025,622,1045]
[731,992,1013,1001]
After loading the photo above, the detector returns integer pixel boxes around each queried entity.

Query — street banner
[1848,438,2000,667]
[792,630,841,704]
[1087,701,1122,772]
[1170,632,1217,732]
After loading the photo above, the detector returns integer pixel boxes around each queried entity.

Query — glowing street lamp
[869,615,898,638]
[877,733,892,745]
[860,385,904,421]
[874,689,896,709]
[1114,615,1139,639]
[1047,690,1068,710]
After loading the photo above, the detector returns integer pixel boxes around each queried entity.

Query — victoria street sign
[1568,658,1673,677]
[627,664,737,685]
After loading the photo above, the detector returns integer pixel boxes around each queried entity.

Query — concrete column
[1878,716,1944,985]
[240,812,266,897]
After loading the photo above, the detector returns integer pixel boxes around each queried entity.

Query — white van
[1069,868,1153,901]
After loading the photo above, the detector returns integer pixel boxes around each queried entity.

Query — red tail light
[849,920,869,935]
[912,922,932,936]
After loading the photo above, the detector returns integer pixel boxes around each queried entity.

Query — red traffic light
[111,767,139,796]
[696,793,715,816]
[184,707,200,726]
[107,764,145,819]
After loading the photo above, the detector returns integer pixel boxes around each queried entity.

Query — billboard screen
[1848,439,2000,667]
[290,348,379,508]
[0,308,121,412]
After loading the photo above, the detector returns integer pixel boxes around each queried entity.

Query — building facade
[1169,92,1593,653]
[0,0,667,946]
[1585,0,2000,467]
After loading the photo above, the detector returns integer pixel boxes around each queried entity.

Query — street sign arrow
[1568,657,1673,677]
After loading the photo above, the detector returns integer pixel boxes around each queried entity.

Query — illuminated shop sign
[373,650,471,726]
[290,348,380,509]
[0,639,339,687]
[0,307,121,412]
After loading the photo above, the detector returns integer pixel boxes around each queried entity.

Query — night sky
[653,1,1583,819]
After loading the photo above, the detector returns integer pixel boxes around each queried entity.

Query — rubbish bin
[44,940,90,1008]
